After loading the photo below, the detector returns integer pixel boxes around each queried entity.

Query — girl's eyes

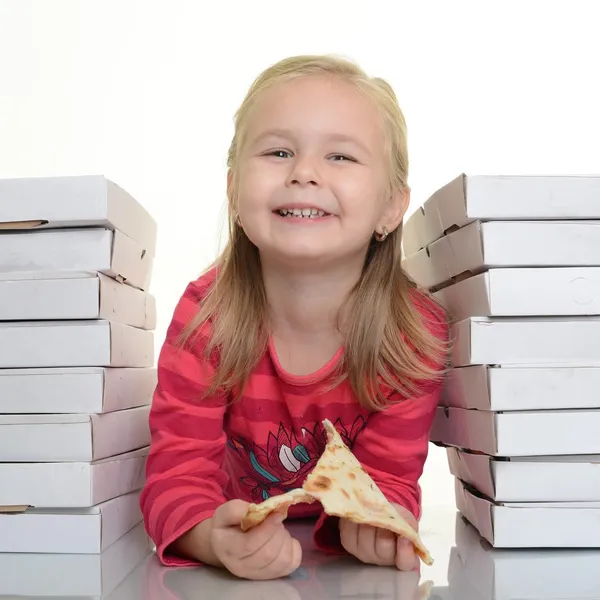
[263,150,357,163]
[267,150,292,159]
[329,154,356,163]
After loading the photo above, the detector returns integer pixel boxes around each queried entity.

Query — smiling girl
[140,54,449,581]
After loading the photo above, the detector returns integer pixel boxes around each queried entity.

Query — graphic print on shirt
[227,416,367,503]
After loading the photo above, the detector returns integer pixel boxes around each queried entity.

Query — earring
[235,214,242,226]
[375,226,389,242]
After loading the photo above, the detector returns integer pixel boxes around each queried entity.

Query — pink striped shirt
[140,268,448,566]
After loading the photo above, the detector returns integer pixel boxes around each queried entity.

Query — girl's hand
[339,503,420,571]
[210,499,302,580]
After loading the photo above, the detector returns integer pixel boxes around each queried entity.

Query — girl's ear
[379,187,410,235]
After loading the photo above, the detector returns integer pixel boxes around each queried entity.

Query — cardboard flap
[0,505,30,513]
[0,413,92,425]
[447,448,496,499]
[0,220,48,230]
[454,480,495,544]
[441,365,490,410]
[92,447,149,465]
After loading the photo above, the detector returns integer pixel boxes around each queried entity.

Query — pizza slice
[240,488,316,531]
[239,419,434,566]
[303,419,434,566]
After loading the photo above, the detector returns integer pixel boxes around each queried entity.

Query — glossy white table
[2,505,599,599]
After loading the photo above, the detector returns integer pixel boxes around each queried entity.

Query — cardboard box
[0,448,148,509]
[455,478,600,548]
[0,367,157,414]
[403,220,600,290]
[432,406,600,456]
[0,320,154,368]
[434,267,600,320]
[451,317,600,367]
[0,522,151,597]
[449,513,600,600]
[442,365,600,411]
[0,405,150,462]
[403,174,600,255]
[447,447,600,502]
[0,227,153,290]
[0,174,157,255]
[0,490,142,553]
[0,522,152,598]
[0,272,156,327]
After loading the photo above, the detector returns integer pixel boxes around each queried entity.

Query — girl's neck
[261,258,364,341]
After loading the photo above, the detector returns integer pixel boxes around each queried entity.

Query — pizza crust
[239,419,434,566]
[240,488,316,532]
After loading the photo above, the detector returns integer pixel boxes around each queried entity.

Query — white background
[1,0,599,516]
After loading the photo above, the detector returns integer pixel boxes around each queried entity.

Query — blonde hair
[182,54,449,410]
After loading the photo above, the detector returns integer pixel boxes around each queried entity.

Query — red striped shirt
[140,268,448,566]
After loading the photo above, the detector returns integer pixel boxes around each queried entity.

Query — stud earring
[375,226,389,242]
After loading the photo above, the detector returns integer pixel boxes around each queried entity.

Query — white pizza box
[432,406,600,456]
[402,174,600,255]
[0,367,157,414]
[442,365,600,411]
[0,272,156,327]
[0,405,150,462]
[449,513,600,600]
[402,220,600,290]
[0,227,153,291]
[0,174,157,255]
[0,490,142,554]
[451,317,600,367]
[434,268,600,320]
[0,320,154,369]
[0,522,152,598]
[455,478,600,548]
[0,448,148,509]
[447,447,600,502]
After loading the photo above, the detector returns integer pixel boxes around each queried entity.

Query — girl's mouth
[273,208,331,219]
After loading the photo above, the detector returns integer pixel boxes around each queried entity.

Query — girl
[140,54,449,581]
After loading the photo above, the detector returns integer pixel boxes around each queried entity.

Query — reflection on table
[1,511,600,599]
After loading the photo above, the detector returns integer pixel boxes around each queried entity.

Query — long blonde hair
[182,54,449,410]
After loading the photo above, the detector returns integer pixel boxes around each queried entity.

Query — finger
[374,527,397,565]
[356,524,379,564]
[395,537,419,571]
[258,536,302,581]
[275,537,302,578]
[213,499,252,528]
[235,513,286,559]
[340,519,359,556]
[244,526,287,571]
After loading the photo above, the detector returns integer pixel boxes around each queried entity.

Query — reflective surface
[2,505,600,599]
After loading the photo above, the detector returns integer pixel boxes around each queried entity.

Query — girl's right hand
[210,499,302,580]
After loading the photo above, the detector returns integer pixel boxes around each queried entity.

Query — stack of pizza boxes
[0,176,155,597]
[431,512,600,600]
[402,174,600,550]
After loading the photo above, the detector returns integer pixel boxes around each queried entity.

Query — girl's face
[235,74,405,268]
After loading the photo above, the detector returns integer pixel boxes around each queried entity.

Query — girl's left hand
[339,504,420,571]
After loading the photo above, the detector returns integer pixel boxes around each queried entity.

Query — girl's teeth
[277,208,329,218]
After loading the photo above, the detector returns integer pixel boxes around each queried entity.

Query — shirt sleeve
[140,277,229,566]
